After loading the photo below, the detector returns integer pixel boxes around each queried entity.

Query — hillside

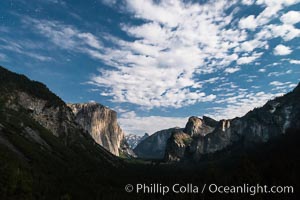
[0,66,122,199]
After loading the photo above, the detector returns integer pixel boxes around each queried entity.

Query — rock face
[67,103,125,156]
[1,70,89,146]
[202,116,218,127]
[134,127,182,159]
[165,116,216,161]
[184,116,215,136]
[125,133,149,149]
[164,130,192,162]
[165,83,300,162]
[11,92,81,141]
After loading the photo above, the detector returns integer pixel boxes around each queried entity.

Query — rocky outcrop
[67,103,125,156]
[165,83,300,162]
[3,90,89,147]
[164,116,216,161]
[164,130,192,162]
[10,92,82,141]
[134,127,182,159]
[125,133,149,149]
[184,116,215,136]
[188,119,234,160]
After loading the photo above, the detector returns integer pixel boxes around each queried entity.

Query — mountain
[1,65,299,200]
[133,116,219,160]
[0,66,122,199]
[165,82,300,162]
[133,127,182,159]
[125,133,149,149]
[67,103,125,156]
[183,116,216,136]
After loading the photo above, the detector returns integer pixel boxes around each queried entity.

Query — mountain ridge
[125,133,149,149]
[165,82,300,162]
[0,65,123,199]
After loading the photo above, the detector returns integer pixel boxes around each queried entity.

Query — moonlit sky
[0,0,299,135]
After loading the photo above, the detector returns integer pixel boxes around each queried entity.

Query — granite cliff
[165,116,217,161]
[67,103,125,156]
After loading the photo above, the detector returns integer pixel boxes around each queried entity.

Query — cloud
[267,24,300,41]
[119,111,187,135]
[239,0,300,43]
[202,77,223,84]
[256,0,299,6]
[22,17,103,56]
[224,67,241,73]
[239,15,257,30]
[18,0,300,111]
[270,81,297,92]
[268,70,292,77]
[239,0,300,31]
[207,91,283,120]
[273,44,292,55]
[239,39,266,52]
[258,68,266,72]
[0,53,7,61]
[280,11,300,24]
[90,0,286,108]
[102,0,117,6]
[45,0,66,5]
[242,0,255,5]
[269,81,291,86]
[237,54,262,65]
[89,0,249,108]
[78,33,102,49]
[0,38,52,61]
[207,76,298,120]
[290,59,300,64]
[125,0,182,28]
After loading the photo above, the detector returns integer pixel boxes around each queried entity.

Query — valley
[0,66,299,200]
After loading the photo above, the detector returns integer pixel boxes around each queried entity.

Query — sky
[0,0,300,135]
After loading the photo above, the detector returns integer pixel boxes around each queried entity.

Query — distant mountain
[165,82,300,162]
[134,116,218,160]
[0,66,122,199]
[125,133,149,149]
[133,127,182,159]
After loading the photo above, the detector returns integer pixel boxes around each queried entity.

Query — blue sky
[0,0,299,135]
